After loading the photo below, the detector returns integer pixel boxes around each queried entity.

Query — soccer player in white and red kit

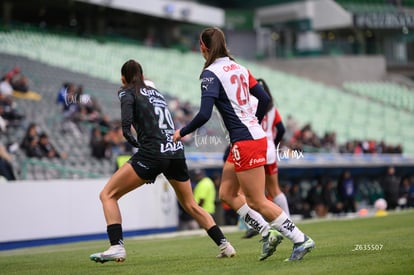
[174,27,314,261]
[241,78,290,239]
[256,78,290,216]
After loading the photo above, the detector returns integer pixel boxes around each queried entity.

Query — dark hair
[200,27,235,71]
[121,59,146,92]
[257,78,274,112]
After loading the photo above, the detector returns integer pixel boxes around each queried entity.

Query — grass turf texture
[1,210,413,275]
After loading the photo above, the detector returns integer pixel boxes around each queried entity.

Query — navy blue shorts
[127,154,189,181]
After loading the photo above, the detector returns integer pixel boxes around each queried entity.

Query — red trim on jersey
[274,109,282,124]
[248,70,258,89]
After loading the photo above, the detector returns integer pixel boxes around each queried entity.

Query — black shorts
[127,154,189,181]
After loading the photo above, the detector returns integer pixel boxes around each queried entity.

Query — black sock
[107,224,123,246]
[207,225,227,246]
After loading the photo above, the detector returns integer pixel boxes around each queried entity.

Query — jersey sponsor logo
[149,97,167,106]
[249,157,266,166]
[201,77,215,83]
[223,63,240,72]
[160,141,184,153]
[140,87,165,99]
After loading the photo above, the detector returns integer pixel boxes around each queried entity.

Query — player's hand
[173,129,182,143]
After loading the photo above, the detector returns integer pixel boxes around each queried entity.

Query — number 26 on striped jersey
[230,74,249,106]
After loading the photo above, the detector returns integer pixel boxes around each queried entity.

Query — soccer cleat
[259,229,283,261]
[243,228,259,239]
[285,235,315,261]
[217,242,236,258]
[90,244,126,263]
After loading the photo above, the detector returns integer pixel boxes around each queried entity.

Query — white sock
[274,193,290,216]
[270,211,305,244]
[237,203,270,236]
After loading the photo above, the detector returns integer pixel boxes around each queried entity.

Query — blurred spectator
[24,135,43,158]
[307,180,327,217]
[2,67,30,93]
[0,75,13,97]
[97,114,112,132]
[20,122,40,155]
[0,113,6,133]
[74,86,102,123]
[61,83,81,135]
[287,183,311,219]
[337,170,356,213]
[106,125,131,157]
[322,179,343,215]
[56,82,70,107]
[0,142,16,181]
[60,83,104,136]
[285,114,299,142]
[10,68,30,93]
[90,125,111,159]
[321,132,338,152]
[20,123,65,159]
[38,132,67,159]
[192,169,216,216]
[0,91,25,125]
[381,166,400,210]
[399,175,414,208]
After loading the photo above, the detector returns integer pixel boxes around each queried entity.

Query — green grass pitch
[1,210,413,275]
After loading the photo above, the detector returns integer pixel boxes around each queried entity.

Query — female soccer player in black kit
[90,60,235,263]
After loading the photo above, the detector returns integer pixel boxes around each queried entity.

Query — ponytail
[200,27,235,72]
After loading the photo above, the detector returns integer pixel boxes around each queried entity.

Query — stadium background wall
[0,176,178,250]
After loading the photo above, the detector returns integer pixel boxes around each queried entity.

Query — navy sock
[207,225,227,246]
[107,224,123,246]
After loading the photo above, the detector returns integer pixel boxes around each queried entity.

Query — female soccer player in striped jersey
[173,27,314,261]
[242,78,290,239]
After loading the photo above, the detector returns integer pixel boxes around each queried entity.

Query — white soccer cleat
[285,235,315,261]
[90,244,126,263]
[217,242,236,258]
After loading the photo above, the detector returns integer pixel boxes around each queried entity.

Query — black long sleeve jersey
[118,86,185,159]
